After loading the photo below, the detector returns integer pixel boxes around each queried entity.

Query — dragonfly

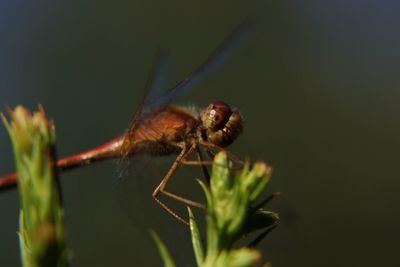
[0,21,250,224]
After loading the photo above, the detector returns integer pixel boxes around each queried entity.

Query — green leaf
[150,230,176,267]
[152,150,278,267]
[188,208,204,266]
[224,248,260,267]
[240,210,279,237]
[248,162,273,203]
[210,151,231,201]
[3,106,68,267]
[198,179,218,256]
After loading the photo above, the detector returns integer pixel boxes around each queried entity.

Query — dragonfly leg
[181,146,230,167]
[180,159,213,165]
[152,145,190,224]
[206,149,216,160]
[196,145,210,184]
[160,190,206,210]
[199,140,243,165]
[152,196,189,225]
[180,159,231,173]
[152,143,206,225]
[158,144,206,209]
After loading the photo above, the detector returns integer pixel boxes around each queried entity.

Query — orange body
[0,106,201,190]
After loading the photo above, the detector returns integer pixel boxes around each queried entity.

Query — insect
[0,21,250,224]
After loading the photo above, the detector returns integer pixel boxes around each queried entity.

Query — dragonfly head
[199,101,243,147]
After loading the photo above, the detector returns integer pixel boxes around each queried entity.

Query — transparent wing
[142,51,170,112]
[145,20,252,110]
[114,154,162,229]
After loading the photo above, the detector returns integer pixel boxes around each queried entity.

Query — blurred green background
[1,1,399,266]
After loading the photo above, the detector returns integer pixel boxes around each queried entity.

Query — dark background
[1,1,399,266]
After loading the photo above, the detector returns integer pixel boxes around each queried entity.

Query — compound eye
[202,101,232,131]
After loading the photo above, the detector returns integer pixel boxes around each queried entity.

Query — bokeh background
[1,1,399,266]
